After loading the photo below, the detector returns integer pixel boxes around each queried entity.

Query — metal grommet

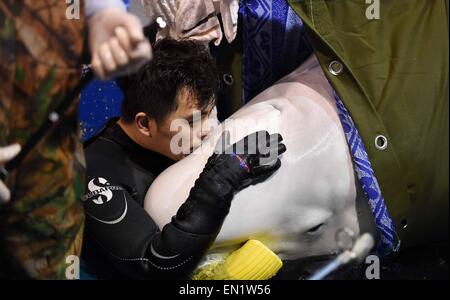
[328,60,344,76]
[223,73,234,86]
[49,112,60,123]
[375,135,388,150]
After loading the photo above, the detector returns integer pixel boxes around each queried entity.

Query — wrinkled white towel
[141,0,239,45]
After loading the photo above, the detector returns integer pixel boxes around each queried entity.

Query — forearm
[131,185,233,279]
[84,183,230,279]
[142,222,220,279]
[141,164,238,279]
[97,214,227,280]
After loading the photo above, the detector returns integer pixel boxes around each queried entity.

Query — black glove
[172,130,286,234]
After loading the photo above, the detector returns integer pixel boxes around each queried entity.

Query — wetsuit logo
[88,177,113,204]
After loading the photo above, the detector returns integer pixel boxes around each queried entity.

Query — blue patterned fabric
[333,92,400,254]
[240,0,313,103]
[241,0,399,254]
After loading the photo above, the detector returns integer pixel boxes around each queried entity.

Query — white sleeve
[85,0,127,18]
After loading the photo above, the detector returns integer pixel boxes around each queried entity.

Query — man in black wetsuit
[81,39,287,279]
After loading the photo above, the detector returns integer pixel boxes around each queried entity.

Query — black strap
[0,70,94,181]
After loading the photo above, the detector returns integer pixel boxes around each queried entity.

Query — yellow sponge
[192,240,282,280]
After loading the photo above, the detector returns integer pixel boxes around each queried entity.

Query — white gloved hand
[0,144,21,204]
[88,7,153,81]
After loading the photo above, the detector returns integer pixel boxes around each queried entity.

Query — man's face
[152,87,219,161]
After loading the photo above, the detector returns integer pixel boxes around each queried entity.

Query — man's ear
[135,113,154,137]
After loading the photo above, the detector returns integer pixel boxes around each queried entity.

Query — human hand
[0,144,21,203]
[207,130,287,191]
[88,8,152,80]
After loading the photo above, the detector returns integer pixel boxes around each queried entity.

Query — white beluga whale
[144,55,377,273]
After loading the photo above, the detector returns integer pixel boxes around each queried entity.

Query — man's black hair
[118,39,220,124]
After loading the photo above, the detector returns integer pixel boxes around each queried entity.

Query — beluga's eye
[306,223,325,235]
